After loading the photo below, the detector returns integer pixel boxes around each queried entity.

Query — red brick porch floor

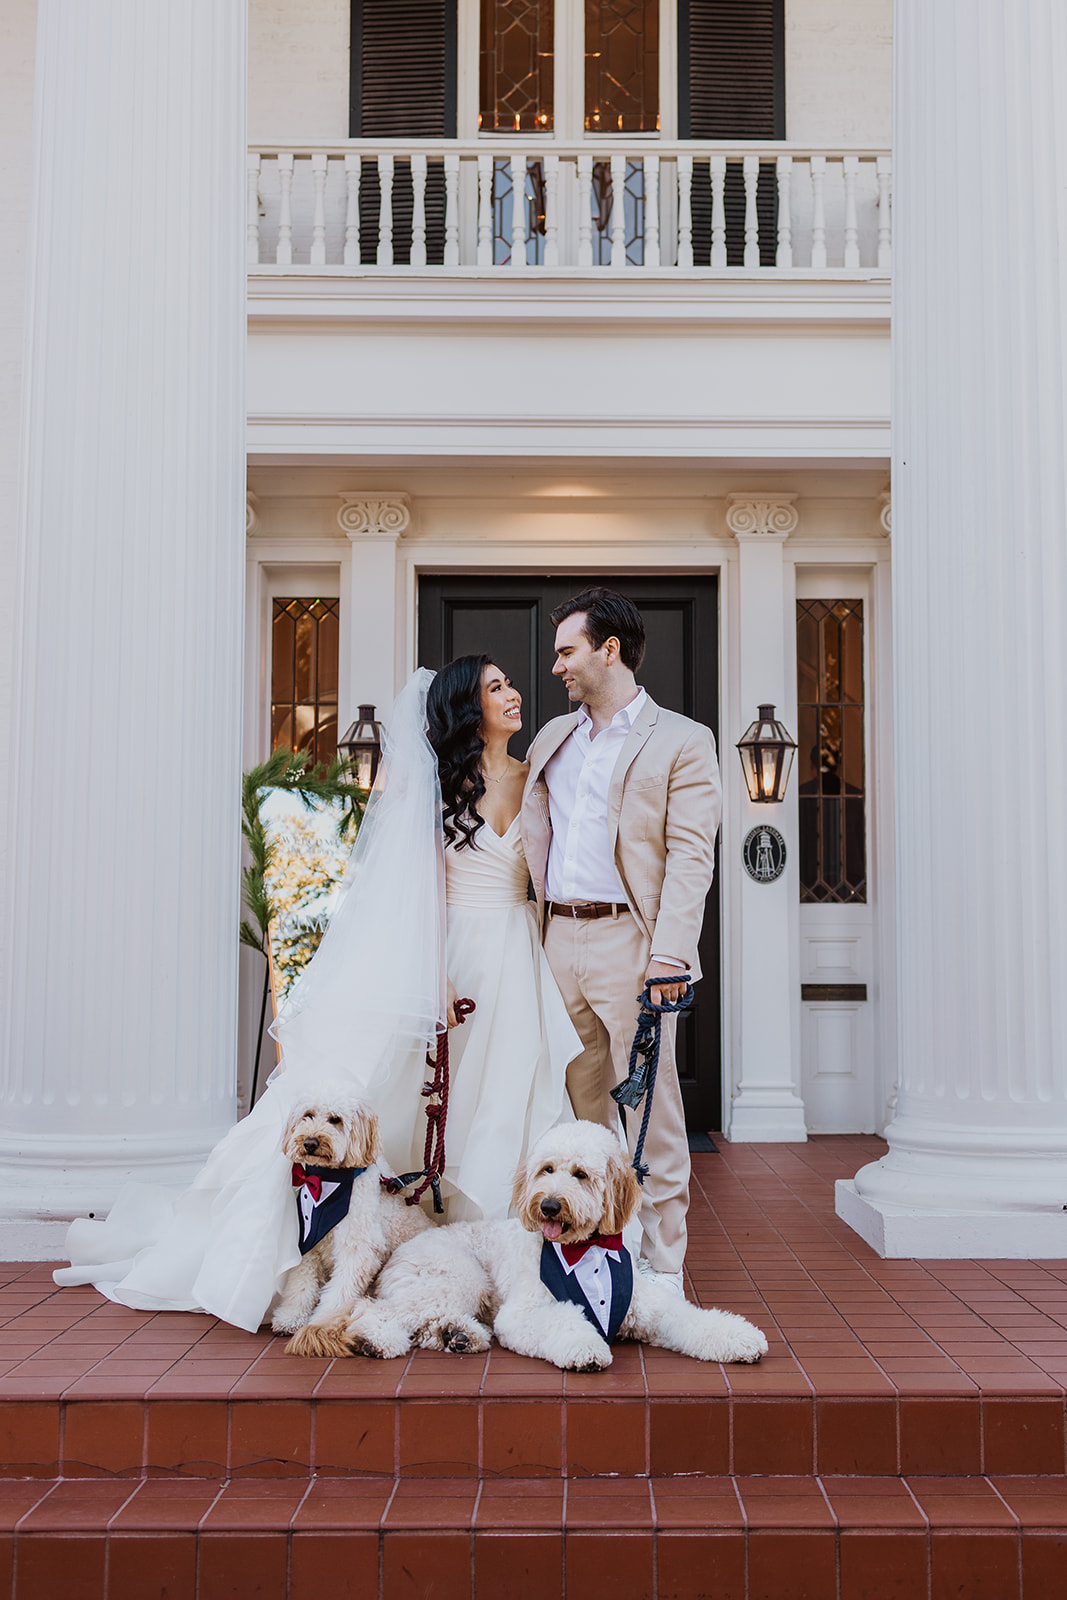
[1,1134,1065,1598]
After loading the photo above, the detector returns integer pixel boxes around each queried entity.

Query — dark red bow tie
[292,1163,326,1201]
[559,1232,623,1266]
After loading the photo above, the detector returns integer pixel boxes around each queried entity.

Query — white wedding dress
[55,671,577,1332]
[439,815,577,1223]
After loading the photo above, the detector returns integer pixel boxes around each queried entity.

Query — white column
[0,1,247,1254]
[837,0,1067,1257]
[726,495,807,1143]
[337,496,410,723]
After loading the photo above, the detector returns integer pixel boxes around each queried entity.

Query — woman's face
[479,663,522,740]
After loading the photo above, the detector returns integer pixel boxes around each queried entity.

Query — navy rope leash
[610,976,693,1184]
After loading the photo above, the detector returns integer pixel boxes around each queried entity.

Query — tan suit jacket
[521,696,721,979]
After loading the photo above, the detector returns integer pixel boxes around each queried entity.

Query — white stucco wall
[249,0,351,143]
[0,0,37,1029]
[249,0,892,146]
[787,0,892,145]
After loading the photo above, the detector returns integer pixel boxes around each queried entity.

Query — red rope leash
[403,996,475,1213]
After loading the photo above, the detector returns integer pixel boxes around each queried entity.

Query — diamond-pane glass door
[479,0,554,131]
[585,0,659,132]
[271,598,340,766]
[797,599,866,903]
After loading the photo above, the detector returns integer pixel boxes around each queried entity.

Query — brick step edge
[3,1392,1066,1479]
[3,1477,1067,1600]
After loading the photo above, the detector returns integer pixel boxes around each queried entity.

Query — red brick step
[2,1474,1065,1599]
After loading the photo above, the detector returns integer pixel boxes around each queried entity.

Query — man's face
[552,612,611,703]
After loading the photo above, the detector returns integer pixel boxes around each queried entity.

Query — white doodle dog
[272,1088,427,1358]
[345,1121,768,1371]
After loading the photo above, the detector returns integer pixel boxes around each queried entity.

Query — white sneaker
[636,1258,685,1299]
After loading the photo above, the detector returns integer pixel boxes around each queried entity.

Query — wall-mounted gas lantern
[736,704,797,803]
[337,704,383,790]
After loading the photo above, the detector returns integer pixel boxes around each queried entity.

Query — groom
[521,588,721,1295]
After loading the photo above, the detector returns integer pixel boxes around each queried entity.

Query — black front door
[418,574,722,1133]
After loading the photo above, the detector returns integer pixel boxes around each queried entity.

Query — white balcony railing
[247,141,891,276]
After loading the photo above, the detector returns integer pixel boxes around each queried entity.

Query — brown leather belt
[546,901,630,920]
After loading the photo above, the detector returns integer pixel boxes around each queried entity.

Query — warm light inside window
[584,0,659,134]
[271,598,339,767]
[480,0,554,133]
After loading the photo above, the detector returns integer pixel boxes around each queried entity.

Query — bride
[55,661,578,1331]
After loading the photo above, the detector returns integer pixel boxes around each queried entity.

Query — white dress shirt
[545,689,647,904]
[544,689,687,969]
[552,1240,619,1337]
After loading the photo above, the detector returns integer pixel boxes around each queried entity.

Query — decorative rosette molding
[878,490,891,535]
[337,493,412,540]
[246,491,258,534]
[725,494,799,540]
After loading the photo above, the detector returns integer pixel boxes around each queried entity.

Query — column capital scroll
[726,493,799,541]
[337,493,411,541]
[878,490,891,536]
[246,491,258,534]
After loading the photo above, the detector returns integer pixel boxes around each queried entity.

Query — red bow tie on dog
[291,1162,366,1203]
[557,1231,623,1266]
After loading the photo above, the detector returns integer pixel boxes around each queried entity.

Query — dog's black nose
[303,1137,320,1155]
[539,1198,561,1218]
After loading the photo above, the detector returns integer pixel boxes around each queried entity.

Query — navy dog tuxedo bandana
[539,1234,634,1342]
[291,1162,366,1254]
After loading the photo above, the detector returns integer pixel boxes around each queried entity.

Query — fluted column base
[0,1129,224,1259]
[837,1116,1067,1256]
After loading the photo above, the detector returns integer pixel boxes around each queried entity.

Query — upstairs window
[796,599,867,904]
[480,0,555,132]
[585,0,659,134]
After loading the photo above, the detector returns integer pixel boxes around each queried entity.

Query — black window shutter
[678,0,784,140]
[350,0,458,137]
[679,0,783,266]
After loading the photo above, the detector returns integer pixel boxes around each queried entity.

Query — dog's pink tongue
[542,1221,564,1241]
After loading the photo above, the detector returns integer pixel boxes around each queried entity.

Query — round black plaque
[742,825,786,883]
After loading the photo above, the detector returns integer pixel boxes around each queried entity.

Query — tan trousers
[544,911,690,1274]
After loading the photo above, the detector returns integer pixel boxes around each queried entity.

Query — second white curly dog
[345,1121,768,1371]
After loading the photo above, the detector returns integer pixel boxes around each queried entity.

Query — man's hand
[446,979,460,1029]
[645,961,690,1008]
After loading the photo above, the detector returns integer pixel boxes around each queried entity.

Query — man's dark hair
[549,586,646,672]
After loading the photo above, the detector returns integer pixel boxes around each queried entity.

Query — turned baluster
[246,153,261,265]
[876,155,892,270]
[276,153,294,265]
[743,155,760,267]
[843,155,860,268]
[377,153,394,266]
[411,152,428,267]
[544,154,560,267]
[444,154,460,266]
[677,154,693,268]
[810,155,827,269]
[775,155,793,268]
[643,155,659,268]
[477,154,493,265]
[510,152,527,269]
[610,153,627,267]
[710,156,726,267]
[577,156,593,266]
[343,153,361,265]
[310,152,327,266]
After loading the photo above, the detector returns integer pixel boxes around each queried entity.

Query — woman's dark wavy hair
[426,654,493,849]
